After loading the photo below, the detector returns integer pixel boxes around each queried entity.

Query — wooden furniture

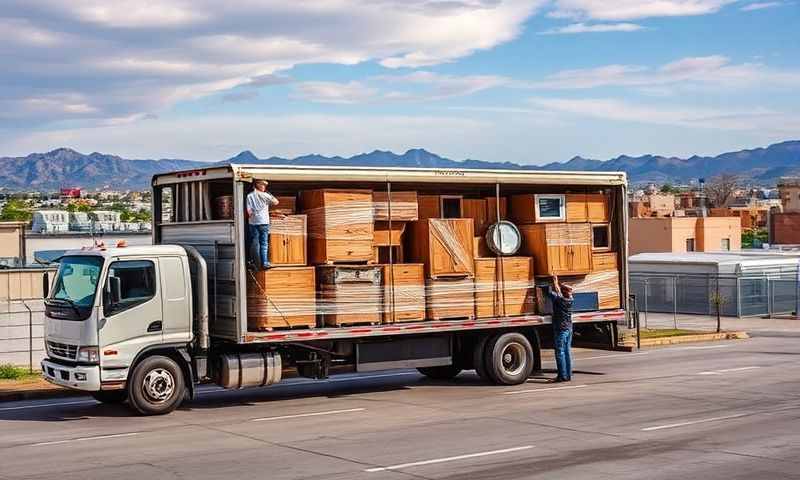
[566,193,610,223]
[519,223,592,275]
[473,236,491,258]
[473,257,535,318]
[268,214,307,266]
[374,221,405,246]
[273,196,297,216]
[380,263,425,323]
[462,199,488,234]
[573,270,620,309]
[407,218,475,278]
[246,267,316,330]
[300,189,374,264]
[418,195,463,219]
[373,191,418,221]
[425,277,475,320]
[373,245,403,264]
[509,194,565,224]
[591,252,618,272]
[317,265,383,326]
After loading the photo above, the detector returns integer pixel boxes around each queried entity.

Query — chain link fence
[0,268,53,370]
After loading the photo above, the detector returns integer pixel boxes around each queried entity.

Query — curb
[623,331,749,348]
[0,383,79,403]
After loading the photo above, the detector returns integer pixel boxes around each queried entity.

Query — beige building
[0,221,27,266]
[629,217,741,255]
[778,177,800,212]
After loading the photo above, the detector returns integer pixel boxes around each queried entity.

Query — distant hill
[1,141,798,190]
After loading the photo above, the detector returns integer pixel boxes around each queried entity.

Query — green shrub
[0,363,37,380]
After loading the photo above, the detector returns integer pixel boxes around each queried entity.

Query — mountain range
[1,141,798,190]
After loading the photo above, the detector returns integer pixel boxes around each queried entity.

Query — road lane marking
[364,445,534,472]
[697,366,761,375]
[251,408,366,422]
[673,345,734,350]
[31,432,140,447]
[641,413,749,431]
[504,385,588,395]
[0,400,98,412]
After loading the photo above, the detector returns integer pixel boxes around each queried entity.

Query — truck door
[158,256,192,344]
[99,259,163,370]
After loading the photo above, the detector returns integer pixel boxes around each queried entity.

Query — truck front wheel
[127,355,185,415]
[485,332,534,385]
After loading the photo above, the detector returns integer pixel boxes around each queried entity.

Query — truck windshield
[47,256,104,319]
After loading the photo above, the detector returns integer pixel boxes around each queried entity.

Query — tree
[710,291,728,333]
[0,199,32,222]
[660,183,677,194]
[704,173,739,208]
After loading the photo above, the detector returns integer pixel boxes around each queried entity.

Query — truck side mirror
[42,271,50,298]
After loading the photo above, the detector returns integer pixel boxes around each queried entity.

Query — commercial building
[629,217,741,255]
[778,177,800,212]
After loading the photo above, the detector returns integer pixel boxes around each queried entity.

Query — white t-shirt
[246,190,278,225]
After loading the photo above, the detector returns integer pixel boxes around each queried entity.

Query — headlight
[77,346,100,364]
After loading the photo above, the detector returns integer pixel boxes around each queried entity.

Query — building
[30,210,70,233]
[630,251,800,317]
[778,177,800,212]
[59,187,81,199]
[770,212,800,245]
[0,222,27,267]
[629,217,741,255]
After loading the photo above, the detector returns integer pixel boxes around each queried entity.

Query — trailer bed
[240,309,625,343]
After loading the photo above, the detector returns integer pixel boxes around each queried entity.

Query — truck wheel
[472,335,491,382]
[91,390,126,404]
[127,355,185,415]
[417,364,462,380]
[484,332,534,385]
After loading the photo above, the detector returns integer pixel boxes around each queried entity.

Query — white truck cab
[41,244,200,413]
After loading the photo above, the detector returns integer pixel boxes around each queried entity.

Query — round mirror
[486,221,521,256]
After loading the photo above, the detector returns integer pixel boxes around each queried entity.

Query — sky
[0,0,798,165]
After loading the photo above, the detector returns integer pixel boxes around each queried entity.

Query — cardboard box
[247,267,316,330]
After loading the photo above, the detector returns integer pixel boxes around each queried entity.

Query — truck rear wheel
[92,390,126,404]
[127,355,185,415]
[417,364,462,380]
[484,332,534,385]
[472,335,491,382]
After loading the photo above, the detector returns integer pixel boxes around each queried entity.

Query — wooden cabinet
[380,263,425,323]
[374,221,405,246]
[373,191,418,221]
[407,218,475,278]
[317,265,383,326]
[269,214,307,266]
[300,189,374,264]
[519,223,592,275]
[566,194,588,223]
[247,267,316,330]
[566,193,610,223]
[273,196,297,216]
[474,257,535,318]
[417,195,463,219]
[591,252,617,272]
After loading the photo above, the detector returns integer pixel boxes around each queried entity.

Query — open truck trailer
[41,164,629,415]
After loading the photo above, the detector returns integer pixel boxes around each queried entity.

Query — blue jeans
[249,224,270,268]
[553,328,573,380]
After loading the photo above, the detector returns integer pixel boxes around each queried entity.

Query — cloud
[0,0,543,125]
[523,55,800,90]
[539,22,645,34]
[548,0,736,20]
[740,1,786,10]
[293,81,380,104]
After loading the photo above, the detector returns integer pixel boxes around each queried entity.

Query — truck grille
[47,341,78,360]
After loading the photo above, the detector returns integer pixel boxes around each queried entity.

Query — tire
[484,332,534,385]
[91,390,127,404]
[472,335,491,382]
[417,364,462,380]
[127,355,186,415]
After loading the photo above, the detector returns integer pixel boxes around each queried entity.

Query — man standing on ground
[547,275,574,382]
[246,180,279,270]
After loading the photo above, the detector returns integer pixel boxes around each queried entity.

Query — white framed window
[534,194,565,222]
[592,223,611,251]
[721,238,730,251]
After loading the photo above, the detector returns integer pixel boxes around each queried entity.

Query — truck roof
[152,163,627,187]
[61,244,185,259]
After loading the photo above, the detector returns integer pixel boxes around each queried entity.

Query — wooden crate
[566,193,610,223]
[519,223,592,276]
[300,189,374,264]
[474,257,535,318]
[509,194,559,224]
[569,270,621,310]
[317,265,383,326]
[247,267,316,330]
[425,277,475,320]
[473,236,491,258]
[374,221,405,246]
[373,191,418,221]
[273,196,297,216]
[373,245,403,264]
[418,195,463,219]
[269,214,307,266]
[380,263,425,323]
[592,252,618,272]
[407,218,475,278]
[566,194,588,223]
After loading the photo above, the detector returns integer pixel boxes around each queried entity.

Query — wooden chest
[317,265,383,326]
[247,267,316,330]
[373,191,418,221]
[519,223,592,276]
[269,214,307,266]
[591,252,618,272]
[380,263,425,323]
[425,277,475,320]
[474,257,535,318]
[407,218,475,278]
[273,196,297,216]
[300,189,374,264]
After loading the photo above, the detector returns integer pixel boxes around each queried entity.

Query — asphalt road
[1,336,799,480]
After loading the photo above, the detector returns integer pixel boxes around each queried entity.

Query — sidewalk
[640,312,800,335]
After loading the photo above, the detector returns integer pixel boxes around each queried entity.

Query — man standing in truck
[548,275,574,382]
[246,180,279,270]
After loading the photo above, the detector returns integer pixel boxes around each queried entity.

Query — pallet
[428,314,475,322]
[248,323,316,332]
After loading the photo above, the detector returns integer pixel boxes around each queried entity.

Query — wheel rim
[142,368,175,403]
[501,342,526,377]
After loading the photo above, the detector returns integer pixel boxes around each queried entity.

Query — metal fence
[0,268,53,370]
[630,272,799,323]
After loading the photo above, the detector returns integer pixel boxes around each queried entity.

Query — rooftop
[630,251,800,266]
